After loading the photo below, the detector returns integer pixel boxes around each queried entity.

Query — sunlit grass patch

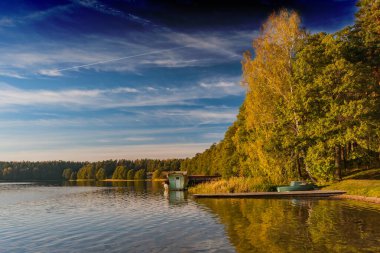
[324,179,380,198]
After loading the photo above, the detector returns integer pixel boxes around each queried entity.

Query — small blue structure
[167,171,188,190]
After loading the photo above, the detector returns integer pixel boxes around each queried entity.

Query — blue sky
[0,0,357,161]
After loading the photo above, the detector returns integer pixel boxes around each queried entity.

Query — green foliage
[127,169,135,180]
[152,169,163,180]
[96,168,106,180]
[0,159,183,181]
[77,164,95,180]
[62,168,72,180]
[134,169,146,180]
[112,166,129,180]
[0,161,84,181]
[355,0,380,72]
[304,142,335,182]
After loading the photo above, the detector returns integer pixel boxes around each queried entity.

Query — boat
[276,181,317,192]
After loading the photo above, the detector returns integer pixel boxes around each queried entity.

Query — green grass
[343,168,380,180]
[324,179,380,198]
[188,177,275,194]
[322,168,380,198]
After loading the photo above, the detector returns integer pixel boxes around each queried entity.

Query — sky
[0,0,358,161]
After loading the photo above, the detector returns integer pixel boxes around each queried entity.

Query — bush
[112,166,128,179]
[127,170,135,180]
[134,169,147,180]
[152,169,163,180]
[96,168,106,180]
[189,177,275,194]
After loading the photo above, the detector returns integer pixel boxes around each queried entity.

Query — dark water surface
[0,182,379,253]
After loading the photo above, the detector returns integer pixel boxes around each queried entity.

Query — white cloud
[38,69,62,76]
[110,87,139,93]
[140,59,201,68]
[200,81,236,88]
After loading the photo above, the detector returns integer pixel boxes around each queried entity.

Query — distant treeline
[181,1,380,183]
[0,159,182,181]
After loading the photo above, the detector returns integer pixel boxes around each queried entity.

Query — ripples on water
[0,182,379,253]
[0,182,234,253]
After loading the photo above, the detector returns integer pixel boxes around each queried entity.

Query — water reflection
[196,198,380,253]
[168,191,188,206]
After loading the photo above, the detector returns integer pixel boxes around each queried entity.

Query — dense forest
[180,0,380,183]
[0,159,182,181]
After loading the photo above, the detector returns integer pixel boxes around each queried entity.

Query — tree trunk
[342,145,347,175]
[335,145,342,180]
[302,149,317,183]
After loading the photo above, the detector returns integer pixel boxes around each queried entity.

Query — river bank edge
[330,194,380,204]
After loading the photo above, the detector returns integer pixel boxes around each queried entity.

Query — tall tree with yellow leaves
[241,9,306,183]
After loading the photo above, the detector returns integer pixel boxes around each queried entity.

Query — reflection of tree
[196,199,380,253]
[151,181,163,194]
[308,200,380,252]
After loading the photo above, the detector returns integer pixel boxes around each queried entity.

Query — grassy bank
[188,177,275,194]
[324,179,380,198]
[189,168,380,198]
[323,168,380,198]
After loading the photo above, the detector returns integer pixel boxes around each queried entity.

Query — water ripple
[0,182,234,253]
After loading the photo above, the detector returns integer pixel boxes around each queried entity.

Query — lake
[1,181,379,253]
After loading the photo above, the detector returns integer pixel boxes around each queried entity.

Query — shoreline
[330,194,380,204]
[192,190,346,199]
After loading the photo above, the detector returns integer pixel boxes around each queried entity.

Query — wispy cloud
[0,78,244,109]
[0,29,255,77]
[0,4,75,28]
[40,45,190,76]
[152,109,237,125]
[38,69,62,77]
[0,71,26,79]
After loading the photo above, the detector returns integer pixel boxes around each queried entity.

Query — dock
[192,190,346,199]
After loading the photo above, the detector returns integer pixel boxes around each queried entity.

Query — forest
[181,0,379,184]
[0,159,182,181]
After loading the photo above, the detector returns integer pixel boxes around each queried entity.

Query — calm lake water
[1,181,379,253]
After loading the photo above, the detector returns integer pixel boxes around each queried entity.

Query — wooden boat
[277,181,317,192]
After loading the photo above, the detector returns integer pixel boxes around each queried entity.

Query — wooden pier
[192,190,346,199]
